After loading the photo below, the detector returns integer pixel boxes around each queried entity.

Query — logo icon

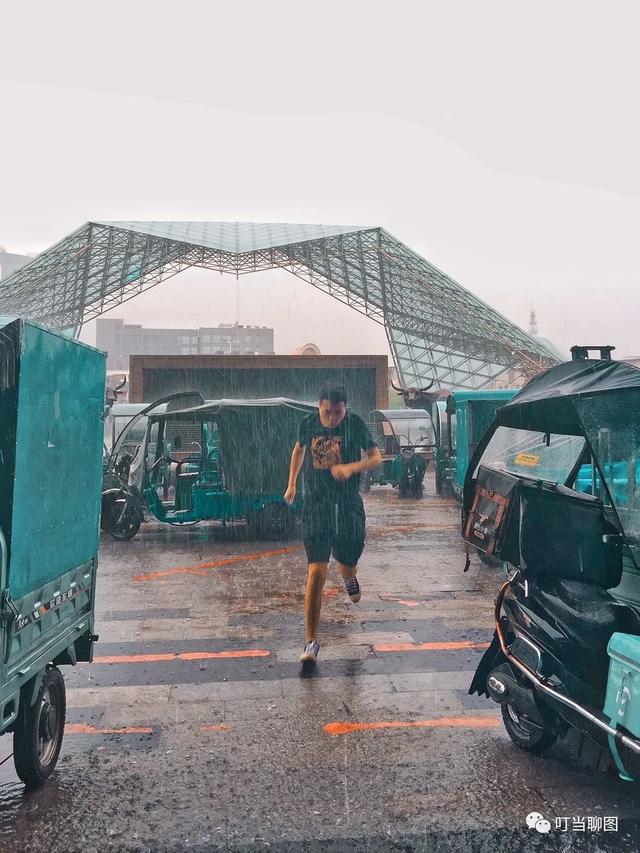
[526,812,551,834]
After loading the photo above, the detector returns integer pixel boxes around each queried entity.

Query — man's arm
[284,442,306,504]
[351,446,383,474]
[331,446,382,481]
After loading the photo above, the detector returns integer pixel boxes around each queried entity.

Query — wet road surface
[1,476,639,852]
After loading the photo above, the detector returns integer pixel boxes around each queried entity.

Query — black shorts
[302,497,366,566]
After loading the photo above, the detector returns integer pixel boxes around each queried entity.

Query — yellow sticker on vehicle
[514,452,540,468]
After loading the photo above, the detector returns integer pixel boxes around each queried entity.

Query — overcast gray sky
[1,0,638,357]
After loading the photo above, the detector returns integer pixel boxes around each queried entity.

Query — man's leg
[337,562,361,603]
[304,561,328,643]
[337,562,357,581]
[334,499,365,603]
[301,503,332,661]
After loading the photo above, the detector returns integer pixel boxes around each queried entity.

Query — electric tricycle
[0,318,105,786]
[465,346,640,780]
[102,394,315,540]
[363,408,435,498]
[433,389,517,499]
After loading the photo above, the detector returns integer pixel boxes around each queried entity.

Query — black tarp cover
[496,359,640,435]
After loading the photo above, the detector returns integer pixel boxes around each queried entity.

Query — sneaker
[300,640,320,664]
[344,576,361,603]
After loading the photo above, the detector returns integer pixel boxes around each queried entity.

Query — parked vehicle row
[7,319,640,789]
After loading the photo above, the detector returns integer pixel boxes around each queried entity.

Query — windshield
[391,417,435,447]
[105,415,148,454]
[576,392,640,567]
[478,426,586,484]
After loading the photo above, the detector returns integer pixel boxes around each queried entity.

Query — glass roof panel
[93,221,370,253]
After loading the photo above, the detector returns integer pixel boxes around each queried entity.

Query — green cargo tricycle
[102,394,315,540]
[433,390,517,499]
[0,318,105,786]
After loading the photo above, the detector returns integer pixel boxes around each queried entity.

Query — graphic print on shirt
[311,435,343,470]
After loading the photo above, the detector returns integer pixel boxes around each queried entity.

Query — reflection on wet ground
[1,476,638,852]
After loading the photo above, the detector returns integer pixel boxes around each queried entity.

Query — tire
[100,492,114,531]
[247,503,295,540]
[108,497,141,541]
[501,702,558,754]
[14,667,66,788]
[409,481,423,499]
[398,473,410,498]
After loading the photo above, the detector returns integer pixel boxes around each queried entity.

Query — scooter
[465,346,640,781]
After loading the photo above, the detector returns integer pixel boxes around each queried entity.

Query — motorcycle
[465,345,640,781]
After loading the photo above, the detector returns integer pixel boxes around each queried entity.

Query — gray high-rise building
[96,318,274,370]
[0,250,32,279]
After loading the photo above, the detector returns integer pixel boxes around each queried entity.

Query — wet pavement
[0,475,639,852]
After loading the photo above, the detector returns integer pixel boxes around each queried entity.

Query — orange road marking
[95,649,270,664]
[374,640,490,652]
[66,724,153,735]
[134,547,303,582]
[324,715,500,735]
[380,595,430,608]
[199,724,230,732]
[375,523,459,535]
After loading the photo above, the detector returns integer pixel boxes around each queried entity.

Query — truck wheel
[409,481,423,499]
[14,667,66,788]
[501,702,557,754]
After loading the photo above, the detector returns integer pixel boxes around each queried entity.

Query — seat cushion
[536,578,640,687]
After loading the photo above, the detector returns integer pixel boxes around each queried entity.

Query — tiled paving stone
[1,476,638,852]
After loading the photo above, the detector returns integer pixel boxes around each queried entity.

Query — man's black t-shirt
[297,411,376,504]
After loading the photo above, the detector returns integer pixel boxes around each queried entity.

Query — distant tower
[528,308,538,336]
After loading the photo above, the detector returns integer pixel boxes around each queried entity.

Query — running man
[284,383,382,665]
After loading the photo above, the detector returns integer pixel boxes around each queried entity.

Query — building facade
[96,318,274,370]
[128,354,389,419]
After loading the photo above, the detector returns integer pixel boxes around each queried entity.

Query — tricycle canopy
[369,408,435,452]
[132,396,316,496]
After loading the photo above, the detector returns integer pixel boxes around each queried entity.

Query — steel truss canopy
[0,221,561,389]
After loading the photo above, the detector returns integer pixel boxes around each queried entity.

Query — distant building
[96,318,274,370]
[623,356,640,368]
[0,248,32,279]
[292,342,321,355]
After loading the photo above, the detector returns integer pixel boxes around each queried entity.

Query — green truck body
[0,318,105,745]
[433,390,517,499]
